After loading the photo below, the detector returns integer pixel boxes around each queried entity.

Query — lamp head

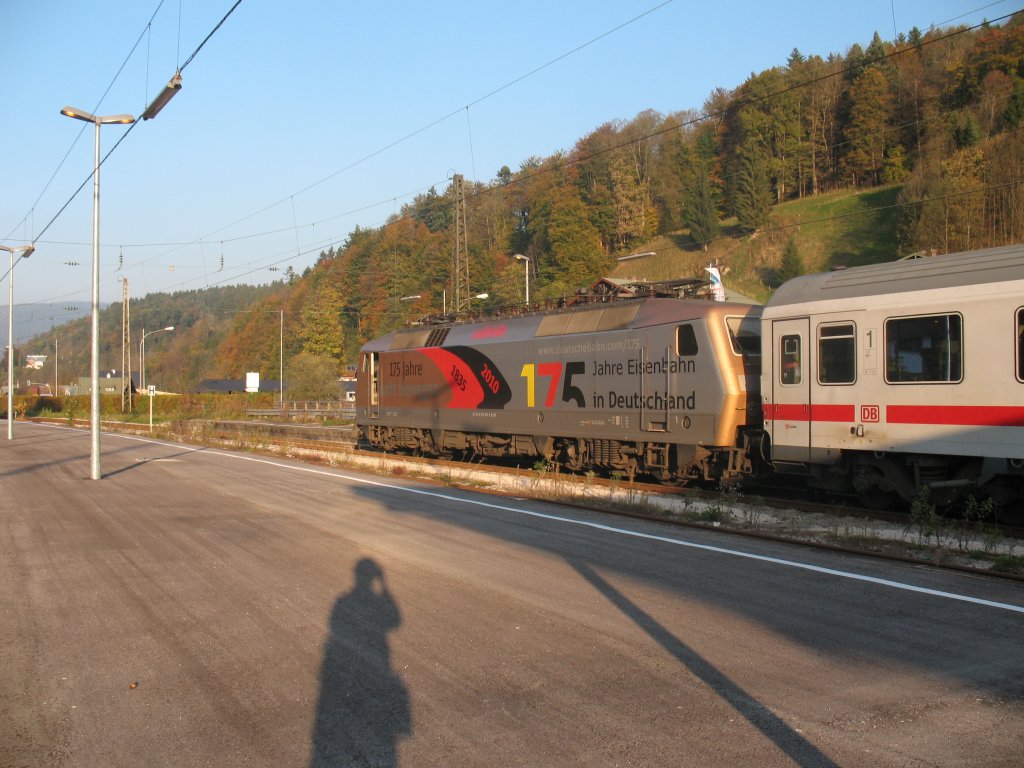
[61,106,95,122]
[141,72,182,121]
[61,107,134,125]
[0,244,34,257]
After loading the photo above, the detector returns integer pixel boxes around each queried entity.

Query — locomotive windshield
[726,315,760,357]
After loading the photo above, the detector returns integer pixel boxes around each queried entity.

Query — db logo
[861,405,880,423]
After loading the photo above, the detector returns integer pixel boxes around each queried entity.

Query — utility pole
[121,278,131,412]
[451,173,469,313]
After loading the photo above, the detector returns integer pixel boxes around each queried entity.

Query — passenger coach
[761,244,1024,508]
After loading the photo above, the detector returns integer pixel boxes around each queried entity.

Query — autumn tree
[286,351,340,400]
[983,130,1024,244]
[650,112,700,231]
[300,281,345,361]
[899,146,987,253]
[731,69,802,202]
[541,186,609,294]
[574,122,619,250]
[842,66,893,186]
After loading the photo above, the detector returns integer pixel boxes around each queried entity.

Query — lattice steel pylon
[121,278,131,412]
[451,174,469,313]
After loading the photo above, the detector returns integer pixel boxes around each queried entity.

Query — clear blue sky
[1,0,1011,314]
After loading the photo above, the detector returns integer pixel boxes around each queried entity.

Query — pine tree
[842,66,893,186]
[681,160,720,250]
[732,142,772,231]
[779,237,804,282]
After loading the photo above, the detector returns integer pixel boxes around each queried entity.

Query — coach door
[769,318,811,462]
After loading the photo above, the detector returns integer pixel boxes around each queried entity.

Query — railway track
[28,416,1024,577]
[205,421,1023,563]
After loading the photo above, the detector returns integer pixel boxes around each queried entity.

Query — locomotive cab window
[676,324,698,356]
[362,352,380,405]
[1017,308,1024,382]
[780,335,802,385]
[818,323,856,384]
[726,315,760,358]
[885,314,962,383]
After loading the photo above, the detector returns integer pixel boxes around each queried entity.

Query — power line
[3,0,169,246]
[99,6,1018,275]
[10,0,243,250]
[178,0,242,73]
[21,6,1017,303]
[137,0,678,264]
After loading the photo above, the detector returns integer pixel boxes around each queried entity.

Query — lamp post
[279,310,284,404]
[61,107,134,479]
[2,244,35,440]
[513,254,530,306]
[140,326,174,393]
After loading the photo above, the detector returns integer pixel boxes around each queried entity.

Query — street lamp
[140,326,175,393]
[2,243,35,440]
[513,254,530,306]
[61,106,134,480]
[141,71,182,121]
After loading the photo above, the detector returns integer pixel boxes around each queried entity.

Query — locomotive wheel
[859,486,898,511]
[999,501,1024,527]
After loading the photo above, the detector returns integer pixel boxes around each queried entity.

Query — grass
[610,185,905,300]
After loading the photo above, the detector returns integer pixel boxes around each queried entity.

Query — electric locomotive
[356,297,766,485]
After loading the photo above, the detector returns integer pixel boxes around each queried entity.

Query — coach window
[885,314,962,383]
[676,324,698,356]
[818,323,856,384]
[1017,308,1024,381]
[781,334,801,385]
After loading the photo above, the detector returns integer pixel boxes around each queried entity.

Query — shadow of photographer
[309,558,410,768]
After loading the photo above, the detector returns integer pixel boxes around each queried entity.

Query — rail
[246,400,355,419]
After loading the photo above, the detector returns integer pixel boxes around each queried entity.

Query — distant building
[340,377,356,402]
[72,370,140,396]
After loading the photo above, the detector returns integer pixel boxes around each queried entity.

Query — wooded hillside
[24,14,1024,393]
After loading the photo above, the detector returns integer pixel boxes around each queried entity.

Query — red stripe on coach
[764,403,855,422]
[886,405,1024,427]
